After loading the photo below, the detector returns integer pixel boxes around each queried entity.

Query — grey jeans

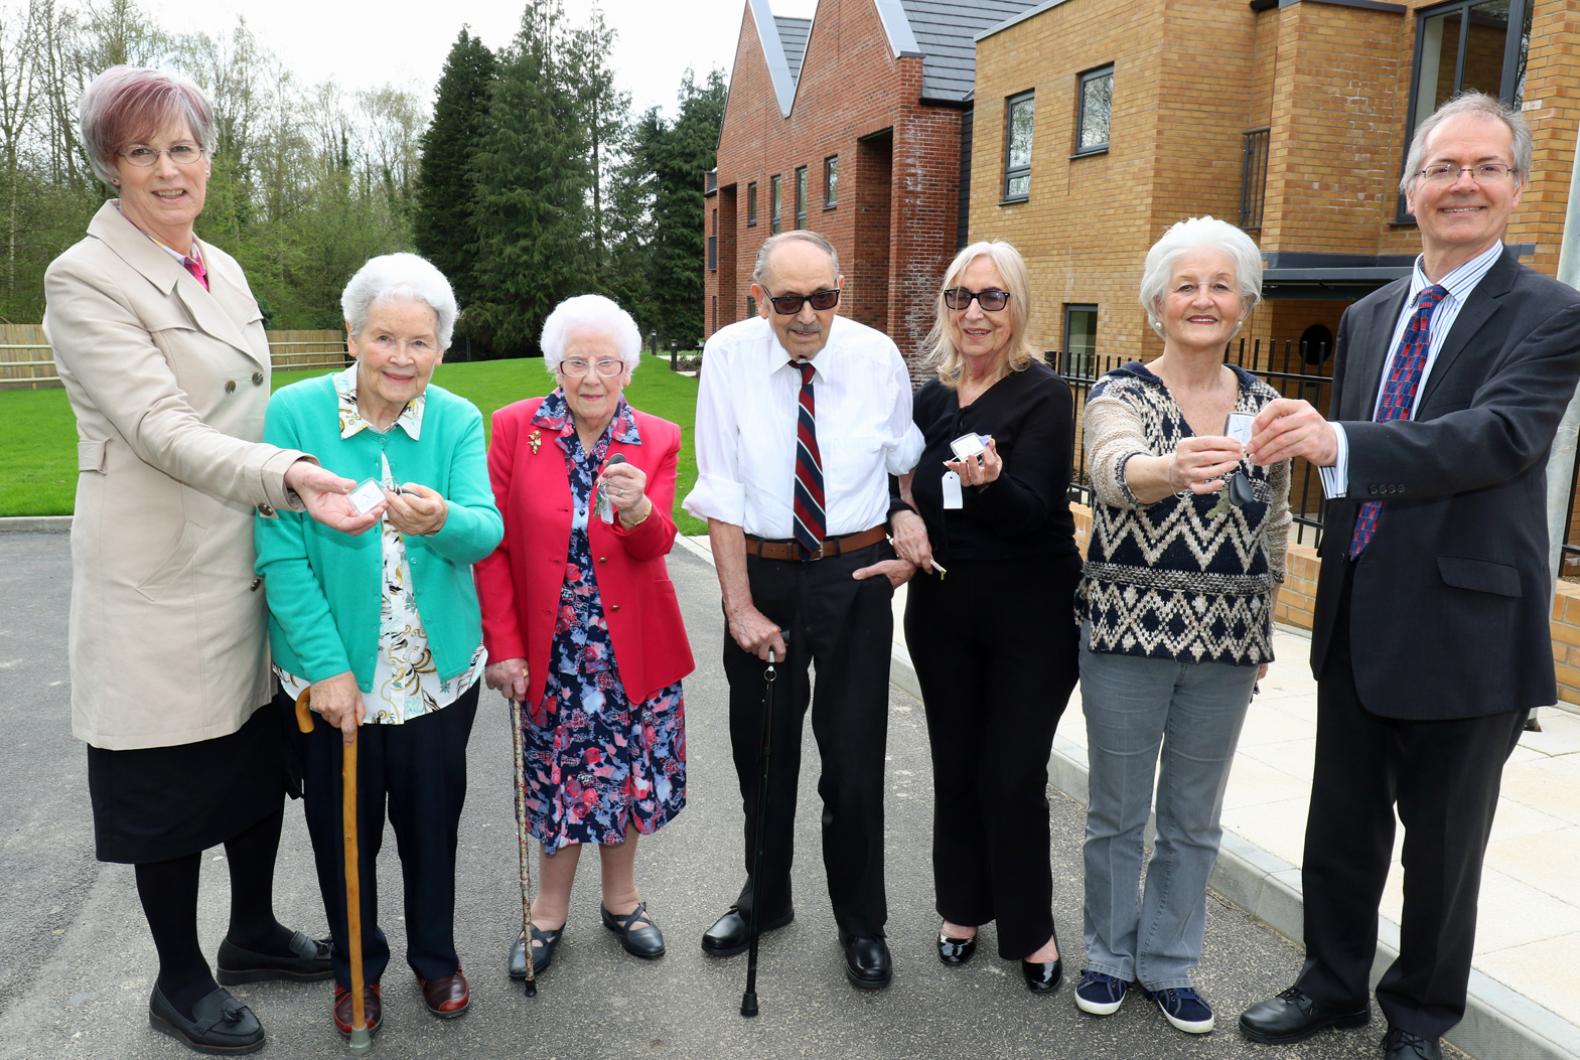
[1078,629,1257,990]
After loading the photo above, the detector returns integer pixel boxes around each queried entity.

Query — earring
[111,178,120,186]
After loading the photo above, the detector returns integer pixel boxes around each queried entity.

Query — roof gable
[775,16,812,83]
[897,0,1041,101]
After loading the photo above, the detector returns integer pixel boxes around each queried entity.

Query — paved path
[0,530,1450,1059]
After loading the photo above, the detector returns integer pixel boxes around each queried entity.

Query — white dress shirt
[1320,240,1503,498]
[684,314,924,538]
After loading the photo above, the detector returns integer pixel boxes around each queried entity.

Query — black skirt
[87,702,293,864]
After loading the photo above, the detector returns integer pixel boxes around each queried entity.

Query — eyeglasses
[943,287,1011,312]
[1417,162,1517,185]
[120,143,206,167]
[559,357,626,378]
[763,287,840,315]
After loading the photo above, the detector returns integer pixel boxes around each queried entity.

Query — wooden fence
[0,326,347,389]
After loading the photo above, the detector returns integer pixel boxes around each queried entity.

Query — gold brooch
[529,429,542,455]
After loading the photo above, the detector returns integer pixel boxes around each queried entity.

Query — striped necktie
[1348,284,1448,559]
[792,360,826,558]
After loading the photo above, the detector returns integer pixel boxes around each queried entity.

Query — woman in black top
[891,240,1081,993]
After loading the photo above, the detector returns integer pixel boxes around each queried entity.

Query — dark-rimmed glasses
[559,357,625,378]
[943,287,1011,312]
[121,143,205,167]
[763,287,840,315]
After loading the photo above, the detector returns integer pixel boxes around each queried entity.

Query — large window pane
[1003,91,1034,201]
[1077,66,1113,154]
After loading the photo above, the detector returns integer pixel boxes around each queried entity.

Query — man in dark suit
[1237,93,1580,1060]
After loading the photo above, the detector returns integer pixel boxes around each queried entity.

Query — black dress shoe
[1382,1027,1443,1060]
[840,931,893,990]
[1238,985,1370,1044]
[149,984,264,1055]
[508,923,564,979]
[700,905,794,957]
[601,901,666,959]
[936,930,977,967]
[216,931,332,984]
[1021,923,1063,993]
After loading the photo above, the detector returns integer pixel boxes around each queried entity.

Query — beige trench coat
[44,201,305,750]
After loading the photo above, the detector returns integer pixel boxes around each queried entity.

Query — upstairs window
[746,181,758,227]
[1003,91,1034,201]
[771,174,782,234]
[824,155,839,208]
[795,165,808,229]
[1075,64,1113,156]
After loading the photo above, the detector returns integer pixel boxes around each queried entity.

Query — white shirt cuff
[682,474,747,526]
[1319,423,1349,499]
[885,424,925,476]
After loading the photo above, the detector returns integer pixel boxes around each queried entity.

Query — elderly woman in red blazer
[476,294,694,980]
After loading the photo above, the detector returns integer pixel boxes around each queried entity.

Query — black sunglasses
[763,287,841,315]
[943,287,1011,312]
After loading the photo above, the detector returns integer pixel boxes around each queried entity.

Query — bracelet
[620,500,652,529]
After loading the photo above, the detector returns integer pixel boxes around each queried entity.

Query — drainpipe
[1540,129,1580,723]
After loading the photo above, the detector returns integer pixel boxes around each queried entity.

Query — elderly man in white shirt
[685,230,922,990]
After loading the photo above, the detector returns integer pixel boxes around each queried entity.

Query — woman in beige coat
[44,66,374,1056]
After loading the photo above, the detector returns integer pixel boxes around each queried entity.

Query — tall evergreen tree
[650,69,727,345]
[414,29,495,318]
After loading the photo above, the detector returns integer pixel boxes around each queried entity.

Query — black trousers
[904,555,1080,959]
[1297,569,1525,1038]
[287,683,479,987]
[725,542,895,938]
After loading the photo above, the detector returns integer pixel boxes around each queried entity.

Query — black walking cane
[507,696,538,997]
[741,632,786,1018]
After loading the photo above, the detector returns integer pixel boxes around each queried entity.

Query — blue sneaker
[1074,970,1130,1016]
[1146,985,1215,1033]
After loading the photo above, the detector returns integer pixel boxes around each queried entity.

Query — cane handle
[294,688,314,733]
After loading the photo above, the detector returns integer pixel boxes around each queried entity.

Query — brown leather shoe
[418,967,470,1019]
[332,983,381,1037]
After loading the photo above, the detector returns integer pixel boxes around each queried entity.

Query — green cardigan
[254,374,504,690]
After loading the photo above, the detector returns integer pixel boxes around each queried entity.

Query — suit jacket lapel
[1418,247,1517,409]
[87,200,262,365]
[1346,280,1410,420]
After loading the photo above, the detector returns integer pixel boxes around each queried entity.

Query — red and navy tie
[1348,284,1447,559]
[792,361,826,558]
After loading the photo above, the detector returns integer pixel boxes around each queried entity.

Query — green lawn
[0,355,706,534]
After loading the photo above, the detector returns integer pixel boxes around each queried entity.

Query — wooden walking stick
[508,697,538,997]
[296,690,373,1052]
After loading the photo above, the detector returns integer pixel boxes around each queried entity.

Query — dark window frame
[1002,89,1035,203]
[746,181,758,227]
[1062,303,1099,378]
[770,174,782,234]
[823,154,839,209]
[795,165,808,229]
[1395,0,1532,223]
[1073,64,1114,158]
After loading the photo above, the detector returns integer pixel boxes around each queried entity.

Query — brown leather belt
[745,525,888,562]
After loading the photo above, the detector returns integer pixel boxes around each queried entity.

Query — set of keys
[1204,411,1256,520]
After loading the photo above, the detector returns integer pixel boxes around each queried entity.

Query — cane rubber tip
[348,1026,373,1052]
[740,992,758,1018]
[524,979,537,997]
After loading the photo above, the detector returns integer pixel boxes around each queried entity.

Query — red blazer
[475,396,694,713]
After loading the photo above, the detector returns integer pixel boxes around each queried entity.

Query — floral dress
[523,391,686,853]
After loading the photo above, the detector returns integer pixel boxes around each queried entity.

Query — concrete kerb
[675,535,1580,1060]
[0,516,70,533]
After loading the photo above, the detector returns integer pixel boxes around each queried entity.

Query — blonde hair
[922,240,1036,388]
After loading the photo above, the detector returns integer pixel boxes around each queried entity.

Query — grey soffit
[898,0,1042,102]
[775,16,812,84]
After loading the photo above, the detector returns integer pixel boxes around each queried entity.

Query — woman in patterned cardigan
[1072,217,1291,1035]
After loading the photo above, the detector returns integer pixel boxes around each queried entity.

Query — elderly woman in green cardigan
[255,253,502,1040]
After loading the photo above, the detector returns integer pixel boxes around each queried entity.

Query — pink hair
[79,66,215,187]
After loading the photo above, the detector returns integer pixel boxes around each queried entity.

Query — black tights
[134,806,292,1018]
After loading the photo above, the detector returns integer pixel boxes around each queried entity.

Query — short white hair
[341,253,458,350]
[1139,216,1263,334]
[540,294,642,374]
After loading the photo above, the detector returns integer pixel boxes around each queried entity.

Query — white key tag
[349,478,386,516]
[941,469,964,510]
[1225,412,1255,447]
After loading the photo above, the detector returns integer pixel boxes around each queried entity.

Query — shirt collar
[1409,240,1502,307]
[767,314,841,380]
[532,387,642,445]
[334,364,424,440]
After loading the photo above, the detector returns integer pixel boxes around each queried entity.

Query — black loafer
[1382,1027,1443,1060]
[601,901,666,959]
[1021,922,1063,993]
[1239,986,1370,1044]
[840,931,893,990]
[937,930,977,966]
[508,924,564,979]
[216,931,332,984]
[149,984,264,1055]
[701,905,795,957]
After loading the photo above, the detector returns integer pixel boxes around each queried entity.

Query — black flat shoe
[936,930,977,966]
[508,923,564,979]
[1238,986,1370,1044]
[1021,924,1062,993]
[149,984,264,1055]
[840,931,893,990]
[216,931,331,984]
[601,901,666,959]
[700,905,795,957]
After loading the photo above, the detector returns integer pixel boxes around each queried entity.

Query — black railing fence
[1050,342,1580,568]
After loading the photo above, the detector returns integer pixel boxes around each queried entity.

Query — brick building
[968,0,1580,367]
[704,0,1038,372]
